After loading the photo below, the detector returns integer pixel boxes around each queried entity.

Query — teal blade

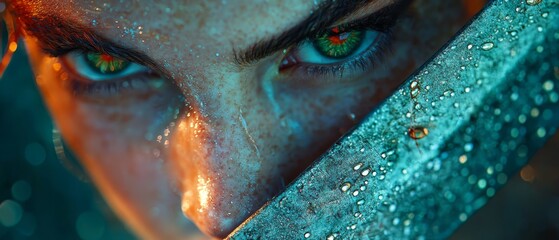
[229,0,559,239]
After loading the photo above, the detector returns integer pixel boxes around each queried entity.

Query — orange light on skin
[462,0,487,18]
[52,62,61,72]
[8,42,17,52]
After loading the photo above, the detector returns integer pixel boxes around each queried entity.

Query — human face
[12,0,475,238]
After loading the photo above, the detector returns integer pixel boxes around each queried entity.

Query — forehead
[16,0,315,54]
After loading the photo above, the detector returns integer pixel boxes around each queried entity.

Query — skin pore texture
[12,0,475,238]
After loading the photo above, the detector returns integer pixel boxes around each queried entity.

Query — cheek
[25,41,196,238]
[273,56,417,157]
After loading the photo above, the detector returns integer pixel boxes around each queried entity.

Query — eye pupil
[313,29,363,59]
[86,52,130,74]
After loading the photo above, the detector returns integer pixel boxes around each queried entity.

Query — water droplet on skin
[380,152,387,159]
[352,190,360,196]
[357,199,365,205]
[481,42,495,51]
[467,44,473,50]
[408,126,429,140]
[526,0,541,6]
[304,232,311,238]
[340,182,351,192]
[541,12,549,18]
[152,148,161,158]
[354,212,362,218]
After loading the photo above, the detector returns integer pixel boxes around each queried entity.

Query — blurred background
[0,40,135,239]
[1,8,559,240]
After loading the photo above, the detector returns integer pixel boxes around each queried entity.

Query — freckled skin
[14,0,471,238]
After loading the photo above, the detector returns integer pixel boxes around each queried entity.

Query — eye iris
[313,27,364,59]
[86,52,129,74]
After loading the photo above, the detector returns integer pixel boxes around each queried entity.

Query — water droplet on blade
[408,126,429,140]
[526,0,541,6]
[340,182,351,192]
[481,42,495,51]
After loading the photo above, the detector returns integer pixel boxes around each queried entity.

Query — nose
[167,79,296,238]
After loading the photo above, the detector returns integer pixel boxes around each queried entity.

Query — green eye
[85,52,130,74]
[313,27,364,59]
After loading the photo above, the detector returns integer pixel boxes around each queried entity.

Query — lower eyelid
[67,74,159,97]
[57,59,165,98]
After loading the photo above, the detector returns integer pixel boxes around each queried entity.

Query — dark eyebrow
[233,0,408,66]
[13,11,172,80]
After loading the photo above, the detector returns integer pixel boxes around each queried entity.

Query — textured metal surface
[229,0,559,239]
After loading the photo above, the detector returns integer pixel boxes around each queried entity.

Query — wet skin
[13,0,474,238]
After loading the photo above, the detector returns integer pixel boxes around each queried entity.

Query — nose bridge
[182,68,265,171]
[166,69,283,237]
